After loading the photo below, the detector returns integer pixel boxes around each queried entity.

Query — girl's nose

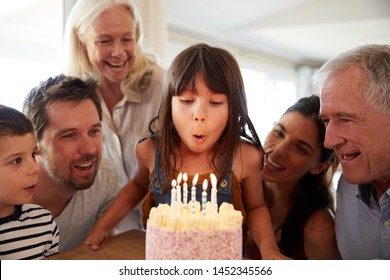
[193,104,207,122]
[193,113,206,122]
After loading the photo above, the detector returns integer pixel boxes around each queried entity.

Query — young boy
[0,105,59,259]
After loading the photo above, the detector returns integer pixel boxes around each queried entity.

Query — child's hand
[83,226,110,251]
[261,250,292,260]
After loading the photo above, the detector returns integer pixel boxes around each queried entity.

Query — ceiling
[164,0,390,65]
[0,0,389,67]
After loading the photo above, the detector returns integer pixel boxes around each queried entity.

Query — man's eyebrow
[54,122,102,136]
[93,123,102,128]
[55,127,76,136]
[319,112,358,119]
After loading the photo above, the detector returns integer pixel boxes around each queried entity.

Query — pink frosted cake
[145,202,243,260]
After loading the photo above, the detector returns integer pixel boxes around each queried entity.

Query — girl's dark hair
[0,105,34,137]
[149,43,262,192]
[279,95,337,258]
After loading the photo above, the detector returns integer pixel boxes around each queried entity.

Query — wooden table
[47,230,146,260]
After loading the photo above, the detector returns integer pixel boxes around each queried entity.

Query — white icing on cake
[146,201,243,259]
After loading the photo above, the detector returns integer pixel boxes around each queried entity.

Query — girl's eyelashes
[179,98,194,104]
[178,98,224,105]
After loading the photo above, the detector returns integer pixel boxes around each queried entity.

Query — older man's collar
[356,183,373,206]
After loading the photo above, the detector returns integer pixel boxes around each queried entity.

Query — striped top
[0,204,59,260]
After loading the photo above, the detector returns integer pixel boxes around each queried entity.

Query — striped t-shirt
[0,204,59,260]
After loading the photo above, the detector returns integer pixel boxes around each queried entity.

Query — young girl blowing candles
[85,43,288,259]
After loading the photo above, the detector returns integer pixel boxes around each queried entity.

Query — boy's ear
[310,160,330,175]
[35,143,42,156]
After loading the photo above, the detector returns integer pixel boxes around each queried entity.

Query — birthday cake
[145,173,243,260]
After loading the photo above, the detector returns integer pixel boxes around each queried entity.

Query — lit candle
[191,173,198,215]
[210,173,217,216]
[176,172,182,205]
[183,173,188,210]
[177,172,183,184]
[202,179,208,217]
[171,179,177,212]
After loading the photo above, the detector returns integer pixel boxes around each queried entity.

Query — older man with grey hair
[312,44,390,260]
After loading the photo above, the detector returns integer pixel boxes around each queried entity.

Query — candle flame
[210,173,217,189]
[192,173,198,186]
[202,179,208,191]
[183,172,188,182]
[177,172,183,184]
[171,179,177,188]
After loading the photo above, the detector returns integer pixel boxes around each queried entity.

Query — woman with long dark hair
[247,95,340,259]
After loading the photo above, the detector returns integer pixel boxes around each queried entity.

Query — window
[0,0,62,111]
[0,58,60,111]
[242,68,296,142]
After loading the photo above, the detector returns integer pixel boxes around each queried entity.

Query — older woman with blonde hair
[63,0,165,232]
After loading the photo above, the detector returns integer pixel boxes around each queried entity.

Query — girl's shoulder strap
[137,133,156,143]
[137,133,161,183]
